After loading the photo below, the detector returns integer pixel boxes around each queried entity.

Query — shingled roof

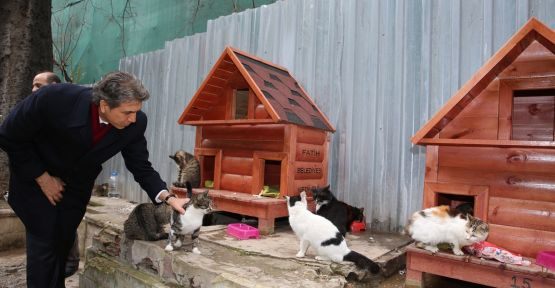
[178,47,335,132]
[412,17,555,147]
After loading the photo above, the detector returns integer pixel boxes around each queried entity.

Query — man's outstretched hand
[166,197,190,214]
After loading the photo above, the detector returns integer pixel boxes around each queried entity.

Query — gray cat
[124,202,172,241]
[165,182,213,254]
[170,150,200,188]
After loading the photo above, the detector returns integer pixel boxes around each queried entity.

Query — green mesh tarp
[51,0,276,83]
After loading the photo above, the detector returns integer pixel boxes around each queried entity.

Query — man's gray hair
[92,71,150,107]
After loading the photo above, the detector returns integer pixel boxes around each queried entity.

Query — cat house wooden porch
[406,18,555,287]
[174,47,335,234]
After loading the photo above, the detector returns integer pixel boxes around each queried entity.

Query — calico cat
[312,185,365,236]
[165,182,213,254]
[405,205,489,255]
[170,150,200,189]
[124,202,172,241]
[286,191,380,275]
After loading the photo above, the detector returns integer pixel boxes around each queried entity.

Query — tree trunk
[0,0,53,195]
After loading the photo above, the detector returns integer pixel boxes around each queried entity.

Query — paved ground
[0,248,81,288]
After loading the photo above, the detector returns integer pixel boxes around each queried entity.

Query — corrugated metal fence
[101,0,555,232]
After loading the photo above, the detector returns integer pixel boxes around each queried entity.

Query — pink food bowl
[537,251,555,270]
[226,223,260,240]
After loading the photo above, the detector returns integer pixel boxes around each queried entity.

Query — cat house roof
[412,17,555,148]
[178,47,335,132]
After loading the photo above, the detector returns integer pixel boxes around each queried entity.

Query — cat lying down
[286,191,380,276]
[124,202,172,241]
[405,205,489,256]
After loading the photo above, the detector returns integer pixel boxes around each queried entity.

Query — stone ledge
[80,250,180,288]
[0,207,25,252]
[80,196,409,287]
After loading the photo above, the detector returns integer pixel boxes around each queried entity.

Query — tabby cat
[312,185,365,236]
[124,202,172,241]
[170,150,200,188]
[165,182,213,254]
[286,191,380,275]
[405,205,489,255]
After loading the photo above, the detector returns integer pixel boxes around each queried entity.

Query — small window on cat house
[512,89,555,141]
[262,160,281,193]
[437,193,474,216]
[233,89,249,119]
[201,155,215,188]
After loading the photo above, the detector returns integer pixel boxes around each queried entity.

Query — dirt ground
[0,248,80,288]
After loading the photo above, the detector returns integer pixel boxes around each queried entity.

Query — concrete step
[80,196,411,287]
[81,250,179,288]
[0,202,25,252]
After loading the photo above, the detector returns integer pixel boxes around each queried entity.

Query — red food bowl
[350,220,366,232]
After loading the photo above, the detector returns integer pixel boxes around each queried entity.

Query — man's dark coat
[0,83,166,238]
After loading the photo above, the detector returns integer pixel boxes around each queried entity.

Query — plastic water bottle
[108,171,121,198]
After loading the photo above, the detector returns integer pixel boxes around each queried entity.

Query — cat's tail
[186,181,193,198]
[343,250,380,274]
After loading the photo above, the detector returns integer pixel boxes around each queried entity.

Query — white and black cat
[312,185,365,236]
[124,202,172,241]
[165,182,213,254]
[170,150,200,189]
[286,191,380,275]
[405,205,489,255]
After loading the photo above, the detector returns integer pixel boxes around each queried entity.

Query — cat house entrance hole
[201,155,215,188]
[233,89,249,119]
[512,89,555,141]
[423,183,489,220]
[263,160,281,192]
[437,193,475,216]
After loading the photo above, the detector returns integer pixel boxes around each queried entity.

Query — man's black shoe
[64,263,79,278]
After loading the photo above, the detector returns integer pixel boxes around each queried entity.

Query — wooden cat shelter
[406,18,555,287]
[174,47,335,234]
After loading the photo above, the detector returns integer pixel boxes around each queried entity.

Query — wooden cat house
[406,18,555,287]
[175,47,335,234]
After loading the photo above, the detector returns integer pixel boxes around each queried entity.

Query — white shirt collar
[99,117,109,125]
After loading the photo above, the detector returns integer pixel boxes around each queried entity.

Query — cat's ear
[324,184,331,191]
[300,191,308,204]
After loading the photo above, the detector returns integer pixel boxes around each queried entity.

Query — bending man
[0,71,187,287]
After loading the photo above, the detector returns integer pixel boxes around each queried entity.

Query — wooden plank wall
[438,79,500,140]
[293,126,328,194]
[437,146,555,257]
[200,125,285,193]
